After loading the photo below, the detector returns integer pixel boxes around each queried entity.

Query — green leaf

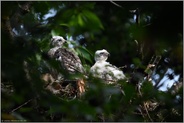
[51,29,60,36]
[51,28,65,36]
[75,46,93,64]
[35,53,41,65]
[132,58,145,69]
[123,83,136,102]
[59,23,69,27]
[77,14,84,27]
[82,10,104,30]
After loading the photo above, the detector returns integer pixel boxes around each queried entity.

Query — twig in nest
[143,102,153,122]
[137,86,153,121]
[138,105,146,119]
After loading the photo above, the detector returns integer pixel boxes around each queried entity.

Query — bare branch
[110,0,123,8]
[10,99,33,113]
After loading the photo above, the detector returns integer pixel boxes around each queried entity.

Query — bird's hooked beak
[103,49,110,57]
[107,51,110,57]
[63,39,67,44]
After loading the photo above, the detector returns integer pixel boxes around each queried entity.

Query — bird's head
[50,36,66,47]
[95,49,110,62]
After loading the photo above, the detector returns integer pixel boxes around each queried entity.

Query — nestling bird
[47,36,86,96]
[90,49,126,84]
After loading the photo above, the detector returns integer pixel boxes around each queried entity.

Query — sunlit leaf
[51,29,59,36]
[77,14,84,27]
[75,46,93,64]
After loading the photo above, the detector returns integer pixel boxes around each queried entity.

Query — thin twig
[110,0,123,8]
[10,99,33,113]
[119,65,127,69]
[137,85,142,97]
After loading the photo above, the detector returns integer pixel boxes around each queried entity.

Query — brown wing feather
[54,48,84,73]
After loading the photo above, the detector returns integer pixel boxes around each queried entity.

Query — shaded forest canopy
[1,1,183,122]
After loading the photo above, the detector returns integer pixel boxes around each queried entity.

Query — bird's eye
[58,39,62,42]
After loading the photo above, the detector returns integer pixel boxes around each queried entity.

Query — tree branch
[10,98,33,113]
[109,0,123,8]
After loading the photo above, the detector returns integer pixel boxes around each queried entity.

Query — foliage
[1,1,183,122]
